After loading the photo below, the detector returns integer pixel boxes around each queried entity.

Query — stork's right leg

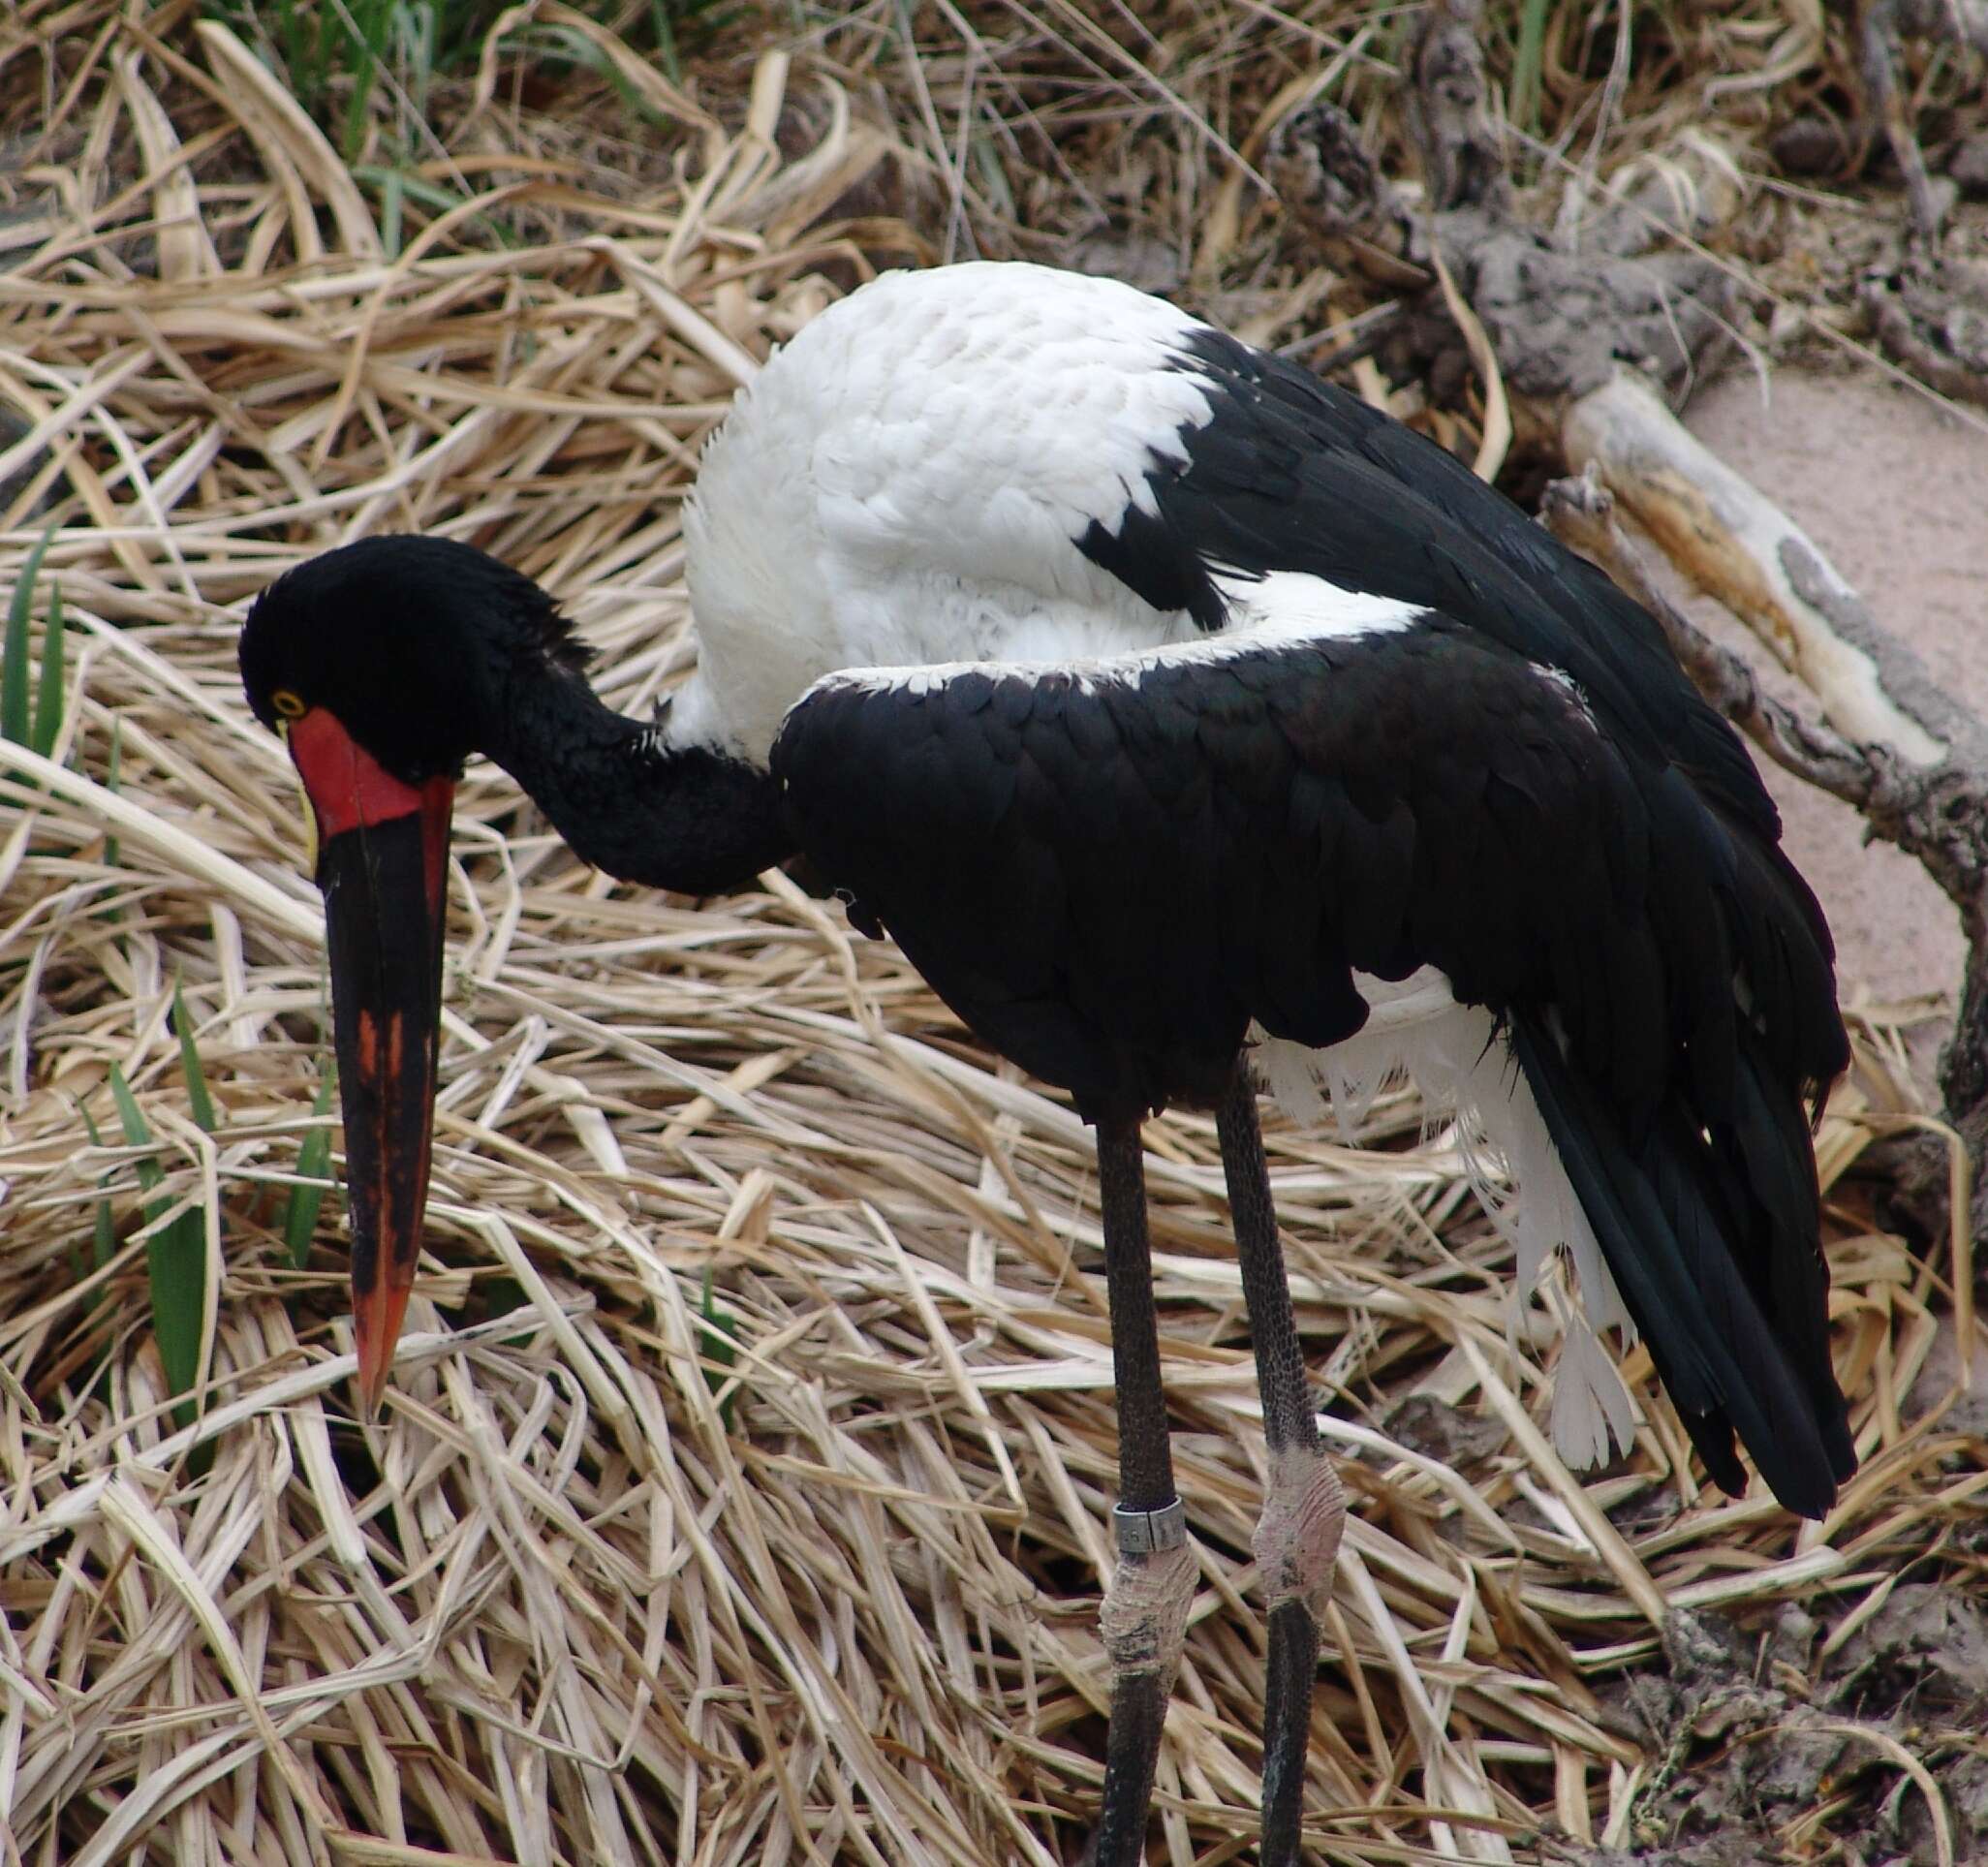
[1218,1066,1345,1865]
[1089,1114,1196,1867]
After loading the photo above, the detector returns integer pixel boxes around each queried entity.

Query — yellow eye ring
[271,689,306,720]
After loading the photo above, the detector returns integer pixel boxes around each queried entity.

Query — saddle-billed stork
[240,261,1854,1865]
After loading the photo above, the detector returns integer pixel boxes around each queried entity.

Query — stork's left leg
[1089,1112,1197,1867]
[1217,1064,1345,1865]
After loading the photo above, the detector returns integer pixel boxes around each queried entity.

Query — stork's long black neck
[485,661,791,896]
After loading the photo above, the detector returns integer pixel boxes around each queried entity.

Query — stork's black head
[240,534,587,1412]
[240,534,590,783]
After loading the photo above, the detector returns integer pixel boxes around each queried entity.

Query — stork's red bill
[285,704,452,1410]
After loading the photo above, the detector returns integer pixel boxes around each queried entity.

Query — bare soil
[1686,367,1988,1027]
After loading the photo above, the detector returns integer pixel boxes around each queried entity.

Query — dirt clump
[1587,1601,1988,1863]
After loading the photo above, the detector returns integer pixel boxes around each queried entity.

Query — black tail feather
[1728,1038,1856,1478]
[1511,1011,1849,1518]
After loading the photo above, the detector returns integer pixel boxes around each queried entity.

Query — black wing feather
[1076,328,1789,854]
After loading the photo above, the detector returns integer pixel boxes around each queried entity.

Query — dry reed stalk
[0,7,1980,1865]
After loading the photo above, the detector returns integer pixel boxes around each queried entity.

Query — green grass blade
[108,1063,163,1188]
[173,979,219,1134]
[379,167,403,258]
[29,586,64,758]
[93,1179,115,1271]
[283,1067,339,1271]
[698,1262,741,1429]
[353,165,472,218]
[3,522,55,745]
[1512,0,1549,137]
[650,0,681,83]
[338,0,396,162]
[353,166,514,251]
[108,1064,206,1411]
[3,590,26,745]
[163,1213,208,1437]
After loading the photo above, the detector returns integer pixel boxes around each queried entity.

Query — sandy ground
[1681,367,1988,1078]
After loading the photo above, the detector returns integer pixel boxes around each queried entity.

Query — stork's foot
[1090,1502,1196,1867]
[1254,1443,1345,1862]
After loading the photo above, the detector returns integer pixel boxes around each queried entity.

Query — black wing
[774,620,1852,1515]
[1078,327,1778,844]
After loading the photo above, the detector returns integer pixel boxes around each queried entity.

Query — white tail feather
[1249,969,1640,1469]
[1548,1286,1640,1468]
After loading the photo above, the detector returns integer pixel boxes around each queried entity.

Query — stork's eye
[271,689,306,720]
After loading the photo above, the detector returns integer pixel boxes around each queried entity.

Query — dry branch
[1559,374,1957,767]
[1852,0,1988,404]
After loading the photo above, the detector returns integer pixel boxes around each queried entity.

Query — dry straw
[0,6,1980,1864]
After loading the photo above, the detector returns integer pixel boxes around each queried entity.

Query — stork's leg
[1090,1113,1196,1867]
[1217,1065,1345,1865]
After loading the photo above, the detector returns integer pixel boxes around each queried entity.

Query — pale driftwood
[1559,373,1951,766]
[1536,474,1886,812]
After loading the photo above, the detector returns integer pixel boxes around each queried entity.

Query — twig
[1538,473,1885,813]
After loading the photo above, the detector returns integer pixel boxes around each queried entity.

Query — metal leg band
[1113,1498,1187,1556]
